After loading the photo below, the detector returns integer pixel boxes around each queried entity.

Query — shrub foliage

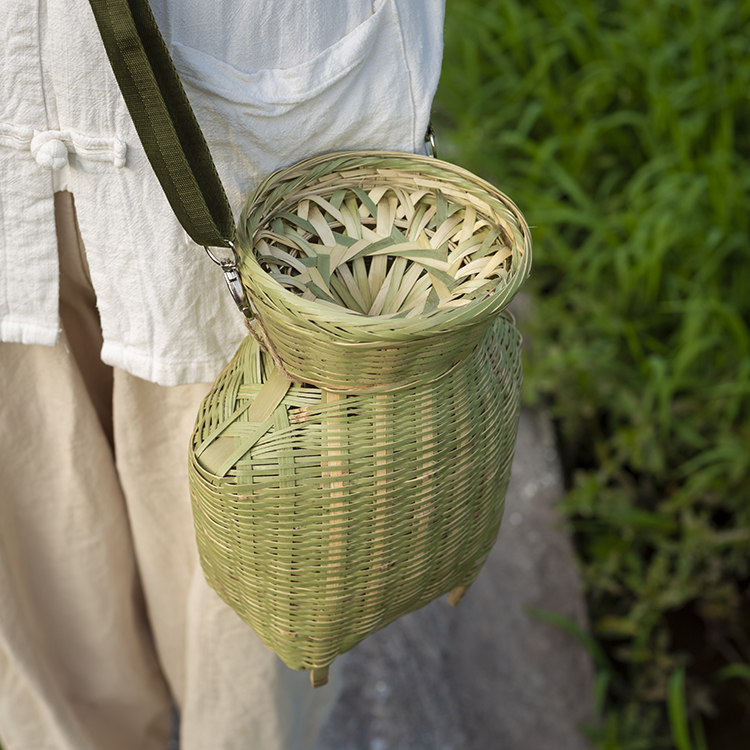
[436,0,750,746]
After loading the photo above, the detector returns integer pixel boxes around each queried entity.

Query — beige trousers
[0,193,337,750]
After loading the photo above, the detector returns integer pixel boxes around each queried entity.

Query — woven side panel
[189,316,522,671]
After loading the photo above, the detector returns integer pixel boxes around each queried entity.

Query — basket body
[188,151,531,677]
[190,318,522,671]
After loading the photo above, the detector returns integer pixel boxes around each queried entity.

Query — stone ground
[313,409,595,750]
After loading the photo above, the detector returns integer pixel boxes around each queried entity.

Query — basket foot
[311,666,329,688]
[448,585,469,606]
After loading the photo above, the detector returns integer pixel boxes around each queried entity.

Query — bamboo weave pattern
[188,151,531,684]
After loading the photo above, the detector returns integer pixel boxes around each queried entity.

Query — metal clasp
[204,241,252,318]
[425,123,437,159]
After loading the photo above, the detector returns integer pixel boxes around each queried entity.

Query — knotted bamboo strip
[188,151,531,685]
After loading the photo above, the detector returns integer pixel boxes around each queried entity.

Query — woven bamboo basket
[189,151,531,686]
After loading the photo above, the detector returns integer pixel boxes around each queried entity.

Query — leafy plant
[436,0,750,745]
[669,667,708,750]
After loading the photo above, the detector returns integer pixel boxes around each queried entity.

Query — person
[0,1,445,748]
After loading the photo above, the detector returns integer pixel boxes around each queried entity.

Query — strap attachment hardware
[204,241,252,318]
[425,123,437,159]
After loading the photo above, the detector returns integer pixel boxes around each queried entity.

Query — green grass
[435,0,750,746]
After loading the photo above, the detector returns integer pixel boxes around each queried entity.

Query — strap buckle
[204,241,252,318]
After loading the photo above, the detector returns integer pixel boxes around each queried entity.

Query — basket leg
[448,585,469,606]
[311,665,329,688]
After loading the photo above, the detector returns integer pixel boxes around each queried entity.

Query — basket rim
[236,150,532,337]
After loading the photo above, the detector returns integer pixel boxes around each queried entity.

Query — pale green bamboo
[188,150,530,686]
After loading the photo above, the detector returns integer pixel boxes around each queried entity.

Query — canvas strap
[88,0,235,250]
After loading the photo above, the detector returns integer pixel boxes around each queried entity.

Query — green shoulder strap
[88,0,235,249]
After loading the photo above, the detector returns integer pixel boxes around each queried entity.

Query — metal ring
[204,240,238,268]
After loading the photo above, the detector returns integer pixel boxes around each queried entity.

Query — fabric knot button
[34,139,69,170]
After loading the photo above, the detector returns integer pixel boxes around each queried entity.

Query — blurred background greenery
[434,0,750,747]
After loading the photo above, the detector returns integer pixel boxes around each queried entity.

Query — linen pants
[0,192,337,750]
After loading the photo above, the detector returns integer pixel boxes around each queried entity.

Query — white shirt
[0,0,444,384]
